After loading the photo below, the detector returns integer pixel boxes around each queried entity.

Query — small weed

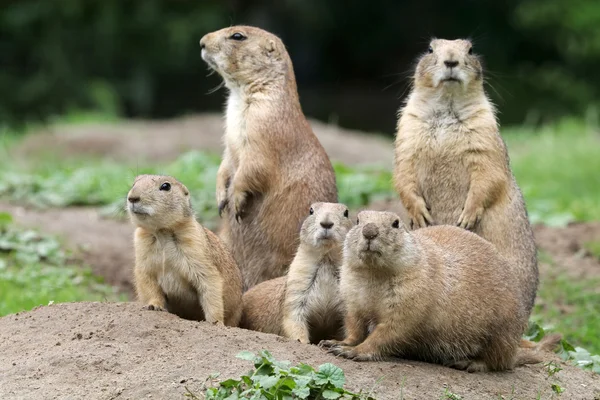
[440,387,463,400]
[185,350,376,400]
[544,361,563,377]
[550,384,564,395]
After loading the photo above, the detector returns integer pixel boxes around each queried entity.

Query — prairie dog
[393,38,538,315]
[321,211,559,372]
[200,25,338,291]
[240,202,353,344]
[127,174,243,327]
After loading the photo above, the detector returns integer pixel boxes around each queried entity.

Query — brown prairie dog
[393,38,538,315]
[321,211,560,372]
[240,202,353,344]
[200,26,338,291]
[127,174,243,327]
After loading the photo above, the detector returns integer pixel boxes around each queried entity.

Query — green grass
[531,254,600,355]
[0,212,125,317]
[502,118,600,226]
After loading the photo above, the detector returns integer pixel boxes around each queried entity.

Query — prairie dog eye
[356,218,360,224]
[160,182,171,191]
[230,32,246,41]
[392,219,400,229]
[468,47,473,55]
[309,207,314,215]
[428,46,433,54]
[343,209,349,218]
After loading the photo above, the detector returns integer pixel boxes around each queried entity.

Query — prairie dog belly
[416,155,470,225]
[158,271,204,321]
[305,268,343,342]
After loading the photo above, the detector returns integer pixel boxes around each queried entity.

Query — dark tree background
[1,0,599,134]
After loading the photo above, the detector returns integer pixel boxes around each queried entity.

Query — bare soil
[1,302,598,400]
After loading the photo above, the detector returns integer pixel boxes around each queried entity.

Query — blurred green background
[2,0,600,132]
[0,0,599,368]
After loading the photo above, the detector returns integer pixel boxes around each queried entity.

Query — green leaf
[0,212,12,227]
[259,350,276,364]
[315,364,345,389]
[322,389,342,399]
[551,384,565,394]
[237,351,257,361]
[256,375,279,390]
[278,377,297,391]
[224,391,240,400]
[220,379,241,389]
[561,339,576,352]
[291,386,311,399]
[291,364,315,376]
[523,320,545,341]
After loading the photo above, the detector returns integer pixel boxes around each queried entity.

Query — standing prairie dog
[393,38,538,315]
[200,26,338,291]
[321,211,560,372]
[127,174,243,327]
[240,202,353,344]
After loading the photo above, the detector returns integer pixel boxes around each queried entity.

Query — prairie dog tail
[516,333,563,366]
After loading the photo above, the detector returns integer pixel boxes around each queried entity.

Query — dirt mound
[16,113,394,167]
[1,302,598,400]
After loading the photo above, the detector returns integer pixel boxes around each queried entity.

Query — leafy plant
[440,387,462,400]
[525,321,600,374]
[185,350,376,400]
[544,361,563,377]
[550,384,564,395]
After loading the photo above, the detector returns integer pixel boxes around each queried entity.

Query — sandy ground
[2,114,600,399]
[0,302,598,400]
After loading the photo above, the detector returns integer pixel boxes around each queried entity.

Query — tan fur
[240,203,353,344]
[515,334,562,366]
[127,174,243,327]
[239,276,286,335]
[392,38,538,316]
[200,26,338,291]
[321,210,546,372]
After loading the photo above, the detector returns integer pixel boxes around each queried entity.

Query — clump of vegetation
[525,321,600,374]
[0,212,124,316]
[185,350,376,400]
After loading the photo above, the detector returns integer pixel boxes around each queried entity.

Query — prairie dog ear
[266,39,276,53]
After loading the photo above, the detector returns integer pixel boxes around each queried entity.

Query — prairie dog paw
[457,206,483,231]
[408,197,433,229]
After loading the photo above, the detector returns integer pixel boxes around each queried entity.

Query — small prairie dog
[127,174,243,327]
[200,26,338,290]
[240,202,353,344]
[393,38,538,315]
[321,211,560,372]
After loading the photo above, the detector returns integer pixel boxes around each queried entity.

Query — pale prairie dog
[200,26,338,291]
[240,202,353,344]
[127,174,243,327]
[320,211,561,372]
[393,38,538,315]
